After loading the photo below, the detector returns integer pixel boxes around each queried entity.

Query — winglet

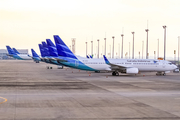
[103,55,110,65]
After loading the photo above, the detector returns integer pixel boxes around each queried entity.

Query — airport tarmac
[0,60,180,120]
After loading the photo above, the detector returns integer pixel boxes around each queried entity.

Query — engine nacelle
[125,68,139,74]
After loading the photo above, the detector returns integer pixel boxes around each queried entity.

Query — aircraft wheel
[112,72,116,76]
[163,73,166,76]
[50,67,53,69]
[47,66,49,69]
[116,72,119,76]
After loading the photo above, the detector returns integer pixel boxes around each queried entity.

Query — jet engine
[126,68,139,74]
[121,68,139,74]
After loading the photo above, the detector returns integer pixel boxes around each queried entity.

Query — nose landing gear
[156,72,166,76]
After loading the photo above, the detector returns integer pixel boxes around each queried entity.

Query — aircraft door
[162,62,165,68]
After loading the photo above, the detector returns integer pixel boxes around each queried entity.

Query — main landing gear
[156,72,166,76]
[47,66,53,69]
[112,71,119,76]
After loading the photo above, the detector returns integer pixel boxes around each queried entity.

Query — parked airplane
[31,49,41,63]
[32,41,64,68]
[52,35,178,76]
[6,46,32,60]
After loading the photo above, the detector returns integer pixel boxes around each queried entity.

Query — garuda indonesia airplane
[31,40,65,69]
[36,35,177,76]
[6,46,32,60]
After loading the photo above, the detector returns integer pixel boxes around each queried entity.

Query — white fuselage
[77,57,177,72]
[14,54,32,60]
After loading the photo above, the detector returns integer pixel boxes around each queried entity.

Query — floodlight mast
[131,32,135,59]
[163,25,167,60]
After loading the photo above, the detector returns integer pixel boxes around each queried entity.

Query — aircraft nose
[173,65,178,69]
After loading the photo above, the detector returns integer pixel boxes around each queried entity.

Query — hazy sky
[0,0,180,59]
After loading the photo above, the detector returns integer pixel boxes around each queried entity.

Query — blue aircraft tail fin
[13,48,20,54]
[46,39,58,57]
[6,46,17,55]
[41,42,50,57]
[31,49,39,57]
[53,35,77,59]
[86,55,89,58]
[38,44,45,57]
[103,55,110,65]
[90,55,92,58]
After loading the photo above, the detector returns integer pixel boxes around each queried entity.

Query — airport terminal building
[0,49,28,59]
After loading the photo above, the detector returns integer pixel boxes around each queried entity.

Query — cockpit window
[168,63,172,65]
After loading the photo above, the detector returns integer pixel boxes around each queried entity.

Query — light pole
[129,42,130,59]
[132,32,135,59]
[142,41,144,59]
[145,29,149,59]
[174,50,176,63]
[112,36,115,58]
[121,34,124,58]
[104,38,106,56]
[91,41,93,56]
[139,51,140,59]
[97,39,99,58]
[85,42,87,57]
[163,25,167,60]
[157,39,159,59]
[178,37,180,67]
[118,43,120,58]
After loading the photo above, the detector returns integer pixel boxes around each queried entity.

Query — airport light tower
[85,42,87,57]
[129,42,130,59]
[112,36,115,58]
[97,39,99,58]
[131,32,135,59]
[104,38,106,56]
[157,39,159,59]
[163,25,167,60]
[178,36,180,67]
[72,38,76,54]
[121,34,124,58]
[142,41,144,59]
[91,41,93,56]
[145,29,149,59]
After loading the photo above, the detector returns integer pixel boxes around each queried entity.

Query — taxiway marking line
[0,97,7,104]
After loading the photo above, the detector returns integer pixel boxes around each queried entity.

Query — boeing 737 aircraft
[51,35,178,76]
[6,46,32,60]
[31,49,41,63]
[31,41,64,69]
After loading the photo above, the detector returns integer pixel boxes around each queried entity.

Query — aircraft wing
[103,55,132,70]
[48,58,68,62]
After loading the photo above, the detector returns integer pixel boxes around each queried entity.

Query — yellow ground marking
[0,97,7,104]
